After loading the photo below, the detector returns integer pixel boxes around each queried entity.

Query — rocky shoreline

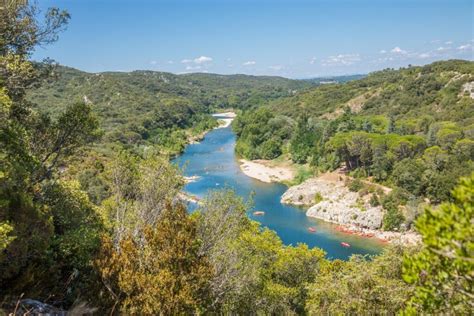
[281,172,421,245]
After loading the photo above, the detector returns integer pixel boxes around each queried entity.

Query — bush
[314,192,323,204]
[292,167,314,185]
[381,190,408,230]
[369,194,380,207]
[348,178,364,192]
[383,207,405,231]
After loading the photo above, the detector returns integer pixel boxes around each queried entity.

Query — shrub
[369,194,380,207]
[314,192,323,204]
[348,178,364,192]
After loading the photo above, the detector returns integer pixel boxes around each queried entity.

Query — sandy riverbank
[213,112,237,129]
[212,111,237,118]
[215,118,233,128]
[239,159,295,183]
[189,112,236,144]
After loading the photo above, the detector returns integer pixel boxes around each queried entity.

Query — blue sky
[33,0,473,78]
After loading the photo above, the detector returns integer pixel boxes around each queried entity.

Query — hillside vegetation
[234,60,474,230]
[27,65,313,151]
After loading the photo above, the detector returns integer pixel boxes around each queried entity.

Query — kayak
[308,227,317,233]
[341,242,351,248]
[253,211,265,216]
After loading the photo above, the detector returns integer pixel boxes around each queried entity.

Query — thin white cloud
[167,60,174,64]
[309,57,317,64]
[322,54,361,66]
[379,49,387,54]
[390,47,407,54]
[436,46,450,51]
[150,60,157,65]
[243,61,256,66]
[181,56,213,64]
[445,41,453,45]
[194,56,213,64]
[418,53,431,59]
[457,44,472,51]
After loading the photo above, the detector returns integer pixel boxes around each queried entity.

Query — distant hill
[265,60,474,125]
[303,74,366,85]
[28,65,314,145]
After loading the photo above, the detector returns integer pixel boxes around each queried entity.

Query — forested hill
[27,64,314,149]
[234,59,474,218]
[30,65,314,113]
[264,59,474,121]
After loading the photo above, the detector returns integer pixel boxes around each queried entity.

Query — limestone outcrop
[281,176,384,230]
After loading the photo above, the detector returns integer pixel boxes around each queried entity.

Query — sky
[33,0,474,78]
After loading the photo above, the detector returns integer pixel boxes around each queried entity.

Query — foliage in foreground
[97,202,213,314]
[306,246,414,314]
[403,172,474,314]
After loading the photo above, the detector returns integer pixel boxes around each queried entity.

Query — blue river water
[173,118,384,260]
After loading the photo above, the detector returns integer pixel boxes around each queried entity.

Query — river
[173,115,384,259]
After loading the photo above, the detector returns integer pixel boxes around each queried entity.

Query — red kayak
[341,242,351,248]
[308,227,317,233]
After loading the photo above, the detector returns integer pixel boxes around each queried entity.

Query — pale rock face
[281,177,384,230]
[306,200,383,230]
[461,81,474,99]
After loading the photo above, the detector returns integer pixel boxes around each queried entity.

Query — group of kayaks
[307,226,351,247]
[252,213,351,248]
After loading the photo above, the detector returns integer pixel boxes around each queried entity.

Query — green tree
[97,202,213,314]
[101,152,183,246]
[387,114,396,133]
[453,138,474,161]
[306,246,413,314]
[391,158,426,196]
[290,115,316,163]
[403,173,474,314]
[260,137,283,159]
